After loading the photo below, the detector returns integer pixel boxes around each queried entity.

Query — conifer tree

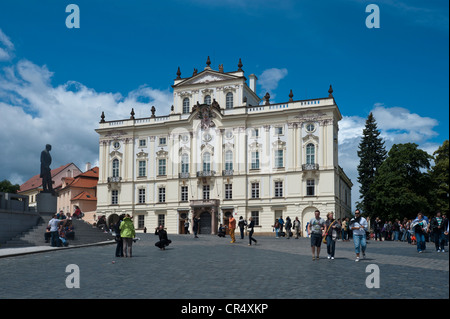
[356,112,387,217]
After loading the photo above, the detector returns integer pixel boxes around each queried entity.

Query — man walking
[293,217,301,239]
[307,210,325,260]
[412,212,428,253]
[48,214,61,247]
[430,211,446,252]
[350,209,368,262]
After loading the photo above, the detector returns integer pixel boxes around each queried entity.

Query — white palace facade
[95,58,352,235]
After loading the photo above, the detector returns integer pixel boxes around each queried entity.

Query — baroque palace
[95,57,352,235]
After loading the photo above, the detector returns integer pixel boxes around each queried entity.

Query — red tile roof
[71,191,97,201]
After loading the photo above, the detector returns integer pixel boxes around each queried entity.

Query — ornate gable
[173,70,240,88]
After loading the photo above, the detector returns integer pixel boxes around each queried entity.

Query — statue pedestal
[36,192,57,215]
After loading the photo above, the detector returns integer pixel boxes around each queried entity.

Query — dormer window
[204,95,211,105]
[226,92,233,109]
[182,98,190,114]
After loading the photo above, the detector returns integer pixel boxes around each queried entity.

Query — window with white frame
[112,159,119,177]
[138,215,145,228]
[225,150,233,171]
[139,139,146,147]
[158,214,165,227]
[182,98,190,114]
[181,186,188,202]
[159,187,166,202]
[138,160,146,177]
[225,184,232,199]
[306,179,315,196]
[158,159,166,176]
[306,143,315,165]
[203,185,210,200]
[251,183,260,199]
[138,188,146,204]
[181,154,189,173]
[275,126,283,135]
[252,128,259,137]
[204,95,211,105]
[202,152,211,171]
[111,190,118,205]
[274,181,283,197]
[275,149,284,168]
[251,151,260,169]
[226,92,233,109]
[251,211,260,226]
[159,137,167,146]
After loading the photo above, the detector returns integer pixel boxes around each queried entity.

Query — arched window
[306,143,315,164]
[112,158,119,177]
[226,92,233,109]
[204,95,211,105]
[225,150,233,170]
[181,153,189,173]
[182,98,190,114]
[203,152,211,171]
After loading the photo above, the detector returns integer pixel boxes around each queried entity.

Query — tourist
[341,218,348,241]
[114,214,124,257]
[247,217,257,246]
[307,210,325,261]
[293,217,301,239]
[155,225,171,250]
[218,224,226,238]
[193,215,200,238]
[324,212,340,260]
[411,212,427,253]
[238,216,247,240]
[228,214,236,243]
[374,217,383,241]
[430,211,446,252]
[184,218,190,235]
[48,214,61,247]
[278,216,285,235]
[120,214,135,257]
[273,219,280,238]
[349,209,368,262]
[285,216,292,239]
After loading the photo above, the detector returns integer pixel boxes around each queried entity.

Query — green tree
[369,143,433,221]
[356,112,387,218]
[429,140,449,215]
[0,179,20,193]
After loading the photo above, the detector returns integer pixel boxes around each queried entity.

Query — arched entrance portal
[199,212,212,234]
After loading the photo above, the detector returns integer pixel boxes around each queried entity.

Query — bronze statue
[40,144,54,194]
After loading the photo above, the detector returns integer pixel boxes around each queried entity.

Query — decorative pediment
[248,141,261,151]
[302,134,319,143]
[272,139,286,148]
[295,110,327,122]
[109,150,123,158]
[179,146,191,155]
[200,143,214,154]
[136,151,148,158]
[156,149,168,157]
[174,70,240,87]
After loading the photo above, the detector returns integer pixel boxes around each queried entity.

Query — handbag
[323,220,336,244]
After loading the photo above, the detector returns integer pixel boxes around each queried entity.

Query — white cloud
[0,57,172,185]
[0,28,14,61]
[258,67,288,101]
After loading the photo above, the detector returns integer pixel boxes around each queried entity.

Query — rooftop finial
[176,67,181,79]
[100,111,105,123]
[130,108,135,120]
[328,85,333,97]
[264,92,270,105]
[151,106,156,118]
[238,58,243,71]
[206,56,211,67]
[193,68,198,76]
[289,89,294,102]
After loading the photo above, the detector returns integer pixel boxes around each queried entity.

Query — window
[111,190,118,205]
[252,128,259,137]
[181,186,188,202]
[276,126,283,135]
[181,154,189,173]
[251,211,260,226]
[225,184,232,199]
[275,181,283,197]
[158,214,165,227]
[204,95,211,105]
[307,179,315,196]
[158,159,166,176]
[159,187,166,203]
[138,188,146,204]
[275,150,284,168]
[138,215,145,229]
[306,143,315,165]
[225,150,233,171]
[139,139,146,147]
[183,98,190,114]
[203,152,211,171]
[138,160,146,177]
[251,183,260,199]
[203,185,210,200]
[159,137,167,146]
[226,92,233,109]
[306,123,315,132]
[112,159,119,177]
[251,151,260,169]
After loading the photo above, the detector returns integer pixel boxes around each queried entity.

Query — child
[411,235,416,245]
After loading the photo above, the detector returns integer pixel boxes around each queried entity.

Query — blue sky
[0,0,448,209]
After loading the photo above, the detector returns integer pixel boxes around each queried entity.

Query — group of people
[272,216,302,239]
[217,215,258,246]
[46,211,75,247]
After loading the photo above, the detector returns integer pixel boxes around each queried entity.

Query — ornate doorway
[199,212,212,234]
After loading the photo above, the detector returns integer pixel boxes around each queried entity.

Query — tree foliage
[429,140,449,215]
[0,179,20,193]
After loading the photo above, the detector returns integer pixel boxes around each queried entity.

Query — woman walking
[120,214,135,257]
[248,217,257,246]
[324,212,340,260]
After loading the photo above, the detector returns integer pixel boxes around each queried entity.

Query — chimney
[248,74,257,93]
[85,162,91,172]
